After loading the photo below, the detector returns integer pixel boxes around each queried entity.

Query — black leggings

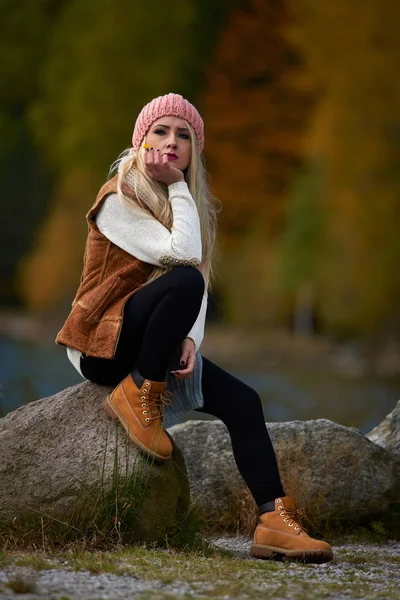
[80,266,285,505]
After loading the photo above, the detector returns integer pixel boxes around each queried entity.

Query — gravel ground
[0,537,399,600]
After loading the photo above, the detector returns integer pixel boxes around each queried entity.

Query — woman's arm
[95,181,201,267]
[170,290,208,378]
[186,290,208,351]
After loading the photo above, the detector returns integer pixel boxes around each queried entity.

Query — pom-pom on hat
[132,93,204,152]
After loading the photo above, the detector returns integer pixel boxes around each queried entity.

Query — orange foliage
[201,0,316,236]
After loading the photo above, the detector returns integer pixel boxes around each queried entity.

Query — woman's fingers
[172,369,190,379]
[144,148,153,167]
[144,147,155,164]
[171,351,196,379]
[143,147,183,185]
[145,148,164,173]
[187,350,195,370]
[145,147,155,165]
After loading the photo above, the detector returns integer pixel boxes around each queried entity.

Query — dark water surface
[0,338,398,433]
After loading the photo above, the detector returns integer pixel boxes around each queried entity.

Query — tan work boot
[250,496,333,563]
[104,370,173,461]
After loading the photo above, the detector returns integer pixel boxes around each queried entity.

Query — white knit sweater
[66,179,208,377]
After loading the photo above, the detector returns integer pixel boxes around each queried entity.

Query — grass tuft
[5,577,37,594]
[13,554,53,570]
[160,505,221,556]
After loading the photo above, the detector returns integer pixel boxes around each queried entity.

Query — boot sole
[250,543,333,564]
[104,395,171,462]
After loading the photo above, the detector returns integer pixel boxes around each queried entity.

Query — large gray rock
[0,382,189,542]
[169,419,397,531]
[367,400,400,465]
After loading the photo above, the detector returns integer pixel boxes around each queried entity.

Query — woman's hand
[144,147,184,186]
[171,338,196,379]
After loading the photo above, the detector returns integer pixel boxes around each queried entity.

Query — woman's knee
[233,384,263,414]
[168,266,205,297]
[202,366,264,424]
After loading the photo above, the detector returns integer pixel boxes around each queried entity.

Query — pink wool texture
[132,93,204,152]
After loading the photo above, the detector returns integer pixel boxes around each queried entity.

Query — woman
[56,93,333,563]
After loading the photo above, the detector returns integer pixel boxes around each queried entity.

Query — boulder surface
[367,400,400,465]
[0,382,189,542]
[169,418,397,530]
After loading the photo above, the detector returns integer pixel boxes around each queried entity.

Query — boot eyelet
[145,382,150,386]
[283,518,289,522]
[295,526,300,530]
[288,523,294,527]
[145,417,150,422]
[276,499,281,503]
[141,403,147,407]
[280,512,285,516]
[141,396,146,400]
[277,506,283,510]
[143,410,148,415]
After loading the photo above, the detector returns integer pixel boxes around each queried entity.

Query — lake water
[0,338,399,433]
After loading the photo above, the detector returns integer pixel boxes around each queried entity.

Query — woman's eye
[153,129,189,139]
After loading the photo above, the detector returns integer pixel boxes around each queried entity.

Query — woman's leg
[195,356,285,508]
[80,266,204,385]
[197,357,333,563]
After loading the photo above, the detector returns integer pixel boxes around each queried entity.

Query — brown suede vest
[56,175,153,359]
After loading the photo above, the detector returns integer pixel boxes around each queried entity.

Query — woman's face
[144,116,192,172]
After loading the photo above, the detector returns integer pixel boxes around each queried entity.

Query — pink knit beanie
[132,93,204,152]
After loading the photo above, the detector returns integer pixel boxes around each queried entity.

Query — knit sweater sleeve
[186,290,208,351]
[95,181,202,267]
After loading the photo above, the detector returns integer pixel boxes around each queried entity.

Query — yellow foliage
[290,0,400,333]
[18,169,99,309]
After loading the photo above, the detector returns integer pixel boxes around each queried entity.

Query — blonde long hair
[110,122,219,290]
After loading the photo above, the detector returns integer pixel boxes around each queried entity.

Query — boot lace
[279,506,314,533]
[143,389,174,423]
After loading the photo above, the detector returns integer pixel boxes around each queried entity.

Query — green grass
[13,554,54,570]
[0,500,207,556]
[1,542,399,600]
[1,528,399,600]
[5,577,37,594]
